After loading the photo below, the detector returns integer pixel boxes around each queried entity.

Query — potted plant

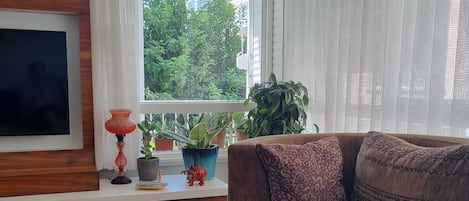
[170,114,199,148]
[160,113,230,180]
[152,122,174,151]
[231,111,249,141]
[206,112,230,148]
[154,132,174,151]
[136,119,160,181]
[244,73,318,137]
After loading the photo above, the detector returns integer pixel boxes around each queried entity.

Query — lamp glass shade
[105,109,136,135]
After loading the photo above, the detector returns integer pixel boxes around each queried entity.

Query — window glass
[143,0,250,101]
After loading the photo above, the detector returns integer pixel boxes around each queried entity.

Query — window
[139,0,263,149]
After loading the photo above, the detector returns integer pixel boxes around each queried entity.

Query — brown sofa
[228,132,469,201]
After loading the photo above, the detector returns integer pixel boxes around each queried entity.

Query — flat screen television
[0,9,83,152]
[0,28,70,136]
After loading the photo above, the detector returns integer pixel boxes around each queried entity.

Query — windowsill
[98,148,229,181]
[0,175,228,201]
[140,100,255,113]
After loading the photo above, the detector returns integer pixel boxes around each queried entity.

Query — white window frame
[137,0,278,166]
[138,0,279,115]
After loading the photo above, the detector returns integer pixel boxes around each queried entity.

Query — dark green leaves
[244,73,318,137]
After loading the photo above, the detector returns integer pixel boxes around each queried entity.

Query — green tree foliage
[144,0,247,101]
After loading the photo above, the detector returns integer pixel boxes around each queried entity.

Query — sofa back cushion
[352,132,469,201]
[256,136,345,201]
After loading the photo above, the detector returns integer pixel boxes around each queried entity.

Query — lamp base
[111,176,132,184]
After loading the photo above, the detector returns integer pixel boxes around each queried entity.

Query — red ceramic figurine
[180,166,207,186]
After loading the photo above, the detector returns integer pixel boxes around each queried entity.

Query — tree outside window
[143,0,248,101]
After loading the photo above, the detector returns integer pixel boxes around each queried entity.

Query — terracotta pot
[235,129,248,141]
[154,139,174,151]
[211,130,226,148]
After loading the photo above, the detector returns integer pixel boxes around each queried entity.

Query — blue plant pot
[181,144,219,181]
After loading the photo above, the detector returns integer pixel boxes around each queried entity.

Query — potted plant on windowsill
[153,122,174,151]
[136,119,160,181]
[154,135,174,151]
[160,113,230,180]
[206,112,230,148]
[244,73,319,138]
[231,111,249,141]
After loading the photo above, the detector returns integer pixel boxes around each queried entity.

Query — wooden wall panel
[0,0,90,13]
[0,0,98,197]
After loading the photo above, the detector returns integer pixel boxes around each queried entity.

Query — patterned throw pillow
[352,132,469,201]
[256,136,345,201]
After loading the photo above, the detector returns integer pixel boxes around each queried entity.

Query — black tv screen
[0,28,70,136]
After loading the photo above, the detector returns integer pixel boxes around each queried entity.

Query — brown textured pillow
[352,132,469,201]
[256,136,345,201]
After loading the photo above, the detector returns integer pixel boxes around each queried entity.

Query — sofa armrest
[228,134,321,201]
[228,142,270,201]
[228,133,366,201]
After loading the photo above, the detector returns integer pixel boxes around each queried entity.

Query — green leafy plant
[231,111,249,141]
[244,73,318,137]
[137,119,158,159]
[160,112,231,149]
[232,111,248,130]
[154,121,172,140]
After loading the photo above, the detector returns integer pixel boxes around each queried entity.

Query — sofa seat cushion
[256,136,345,201]
[352,132,469,201]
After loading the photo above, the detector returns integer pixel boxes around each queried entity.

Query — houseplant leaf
[244,72,318,136]
[189,122,207,142]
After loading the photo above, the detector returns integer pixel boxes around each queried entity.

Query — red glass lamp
[105,109,136,184]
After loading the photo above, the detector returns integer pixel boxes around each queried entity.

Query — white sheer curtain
[90,0,142,170]
[282,0,469,137]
